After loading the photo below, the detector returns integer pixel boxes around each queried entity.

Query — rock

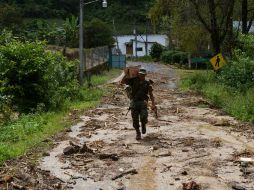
[182,149,189,152]
[63,146,79,155]
[175,177,180,181]
[157,151,171,157]
[214,119,230,126]
[183,181,200,190]
[80,144,94,154]
[65,128,72,132]
[232,185,246,190]
[181,171,188,176]
[42,152,50,157]
[240,162,249,167]
[99,154,119,161]
[2,176,14,183]
[15,172,31,182]
[153,145,160,150]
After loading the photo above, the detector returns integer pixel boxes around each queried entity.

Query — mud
[1,62,254,190]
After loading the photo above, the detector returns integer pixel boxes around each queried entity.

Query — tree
[241,0,254,34]
[64,16,79,47]
[84,18,114,48]
[149,0,210,55]
[0,3,23,29]
[189,0,235,54]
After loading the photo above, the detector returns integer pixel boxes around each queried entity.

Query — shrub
[161,50,188,64]
[172,51,188,64]
[150,43,165,61]
[161,50,174,64]
[0,38,80,113]
[218,34,254,92]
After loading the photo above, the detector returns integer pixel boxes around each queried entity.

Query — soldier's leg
[131,108,141,140]
[140,107,148,134]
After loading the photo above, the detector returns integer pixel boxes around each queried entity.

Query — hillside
[0,0,155,35]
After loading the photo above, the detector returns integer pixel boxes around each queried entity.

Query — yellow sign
[210,53,226,71]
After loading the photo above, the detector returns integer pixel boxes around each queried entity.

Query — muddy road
[2,62,254,190]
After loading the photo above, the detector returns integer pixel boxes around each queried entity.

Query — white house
[114,34,168,57]
[233,21,254,32]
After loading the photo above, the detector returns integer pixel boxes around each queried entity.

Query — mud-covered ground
[1,62,254,190]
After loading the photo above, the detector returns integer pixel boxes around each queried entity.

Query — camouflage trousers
[130,100,148,130]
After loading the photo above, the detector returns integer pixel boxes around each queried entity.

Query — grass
[0,69,121,164]
[177,69,254,123]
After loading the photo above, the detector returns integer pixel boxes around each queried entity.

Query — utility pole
[79,0,107,86]
[145,21,148,56]
[113,19,120,52]
[134,28,137,58]
[113,19,121,68]
[79,0,84,85]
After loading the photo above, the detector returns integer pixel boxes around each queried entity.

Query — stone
[183,181,200,190]
[232,185,246,190]
[42,152,50,157]
[63,146,78,155]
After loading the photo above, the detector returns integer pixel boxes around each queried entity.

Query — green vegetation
[178,70,254,123]
[0,0,155,35]
[178,34,254,123]
[84,18,115,48]
[161,50,188,65]
[0,69,120,164]
[0,29,120,164]
[150,43,165,61]
[0,31,80,113]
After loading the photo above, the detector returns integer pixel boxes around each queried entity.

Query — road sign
[210,53,226,71]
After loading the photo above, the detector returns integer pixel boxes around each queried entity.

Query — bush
[172,51,188,64]
[161,50,188,64]
[218,34,254,92]
[150,43,165,61]
[180,70,254,123]
[161,50,174,64]
[0,37,80,113]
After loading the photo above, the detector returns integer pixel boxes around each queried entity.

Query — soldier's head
[138,67,147,81]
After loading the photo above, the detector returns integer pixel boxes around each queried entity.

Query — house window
[136,47,143,51]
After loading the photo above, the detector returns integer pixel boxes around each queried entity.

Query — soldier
[125,67,156,140]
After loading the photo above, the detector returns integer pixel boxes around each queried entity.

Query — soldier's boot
[141,123,146,134]
[135,128,141,140]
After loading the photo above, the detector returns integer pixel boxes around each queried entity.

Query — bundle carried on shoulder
[120,65,141,84]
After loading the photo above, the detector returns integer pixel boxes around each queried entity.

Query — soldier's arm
[148,85,156,109]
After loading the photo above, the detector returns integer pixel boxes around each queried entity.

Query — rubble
[98,153,119,161]
[63,141,94,155]
[111,169,138,180]
[1,62,254,189]
[182,181,200,190]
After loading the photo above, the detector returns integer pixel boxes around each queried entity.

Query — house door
[126,43,133,55]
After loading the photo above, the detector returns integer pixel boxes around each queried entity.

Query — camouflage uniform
[126,77,153,138]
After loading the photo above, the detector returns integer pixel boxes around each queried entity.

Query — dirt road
[2,62,254,190]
